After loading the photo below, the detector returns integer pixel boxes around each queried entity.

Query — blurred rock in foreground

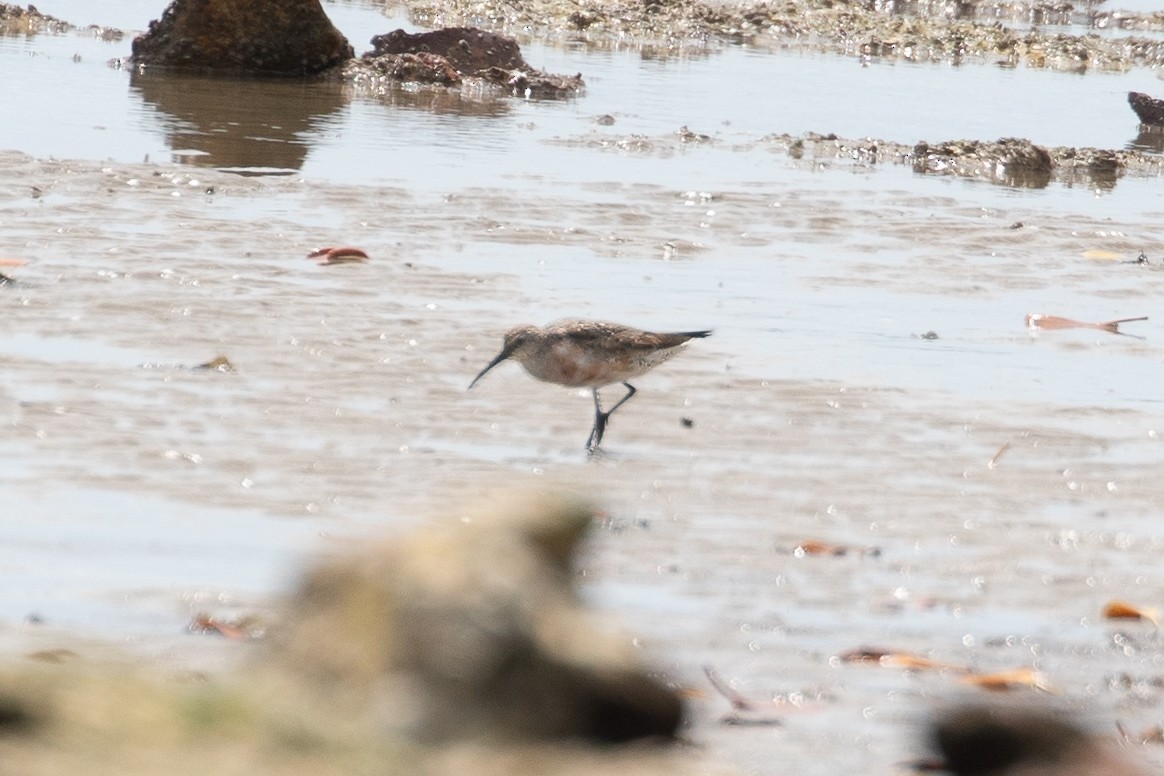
[265,490,682,742]
[131,0,353,75]
[0,491,690,775]
[930,703,1147,776]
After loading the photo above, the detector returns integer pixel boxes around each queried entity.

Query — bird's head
[469,324,539,389]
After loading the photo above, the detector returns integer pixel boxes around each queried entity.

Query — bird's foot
[585,412,611,452]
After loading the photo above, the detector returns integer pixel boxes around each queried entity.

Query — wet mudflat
[4,0,1164,774]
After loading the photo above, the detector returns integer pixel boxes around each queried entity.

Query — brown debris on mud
[347,27,584,99]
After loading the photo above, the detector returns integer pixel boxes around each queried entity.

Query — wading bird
[469,320,711,451]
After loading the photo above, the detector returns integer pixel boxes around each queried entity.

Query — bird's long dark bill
[468,347,513,389]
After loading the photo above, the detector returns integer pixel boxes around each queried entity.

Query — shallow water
[3,1,1164,774]
[8,0,1164,183]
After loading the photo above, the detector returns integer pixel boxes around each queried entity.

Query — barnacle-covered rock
[131,0,353,75]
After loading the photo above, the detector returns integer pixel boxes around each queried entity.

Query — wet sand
[2,142,1164,772]
[4,0,1164,772]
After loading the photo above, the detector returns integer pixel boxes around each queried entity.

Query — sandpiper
[469,320,711,451]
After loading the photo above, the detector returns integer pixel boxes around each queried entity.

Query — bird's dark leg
[605,382,637,417]
[585,383,637,452]
[586,388,605,451]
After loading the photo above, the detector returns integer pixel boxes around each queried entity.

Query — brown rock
[370,27,530,74]
[355,27,585,98]
[130,0,354,75]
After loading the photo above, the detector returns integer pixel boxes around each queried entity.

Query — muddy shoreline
[4,37,1164,770]
[4,5,1164,773]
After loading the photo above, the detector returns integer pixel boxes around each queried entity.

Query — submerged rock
[355,50,463,86]
[913,137,1053,188]
[347,27,584,99]
[561,125,1164,189]
[130,0,354,75]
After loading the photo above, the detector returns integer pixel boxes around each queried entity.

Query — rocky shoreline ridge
[406,0,1164,72]
[557,129,1164,189]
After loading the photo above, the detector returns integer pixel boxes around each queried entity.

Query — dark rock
[370,27,529,74]
[1129,91,1164,126]
[352,27,584,99]
[931,704,1147,776]
[130,0,353,76]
